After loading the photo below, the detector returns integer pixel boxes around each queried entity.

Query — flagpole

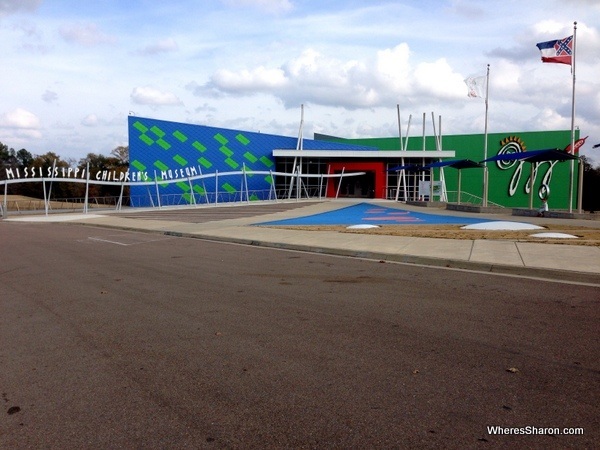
[483,63,490,207]
[569,21,577,213]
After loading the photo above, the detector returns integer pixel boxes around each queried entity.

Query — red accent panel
[326,161,386,199]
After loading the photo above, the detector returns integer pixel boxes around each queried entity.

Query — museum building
[128,115,579,210]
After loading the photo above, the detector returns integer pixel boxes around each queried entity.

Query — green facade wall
[320,130,580,209]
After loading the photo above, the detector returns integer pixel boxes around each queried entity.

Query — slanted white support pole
[187,177,195,206]
[244,164,250,203]
[241,163,250,202]
[301,175,309,199]
[43,177,48,216]
[47,159,57,213]
[197,166,209,204]
[335,168,345,199]
[394,169,402,202]
[288,104,304,199]
[146,184,155,208]
[395,111,411,202]
[269,170,277,201]
[117,181,124,211]
[432,112,447,202]
[154,170,162,208]
[319,174,324,200]
[296,166,301,201]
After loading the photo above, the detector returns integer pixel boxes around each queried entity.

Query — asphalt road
[1,222,598,449]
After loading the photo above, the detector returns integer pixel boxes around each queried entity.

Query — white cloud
[413,58,465,99]
[211,66,287,92]
[198,44,467,109]
[0,108,42,140]
[59,23,116,46]
[375,44,411,92]
[0,108,41,129]
[130,87,183,106]
[81,114,99,127]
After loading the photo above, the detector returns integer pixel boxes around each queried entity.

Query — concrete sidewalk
[5,200,600,285]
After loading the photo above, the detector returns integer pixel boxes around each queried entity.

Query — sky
[1,0,600,165]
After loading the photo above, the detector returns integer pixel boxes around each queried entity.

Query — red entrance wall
[326,161,386,199]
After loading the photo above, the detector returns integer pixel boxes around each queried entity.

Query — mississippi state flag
[536,36,573,65]
[564,136,588,154]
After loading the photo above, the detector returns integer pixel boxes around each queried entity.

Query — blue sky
[1,0,599,164]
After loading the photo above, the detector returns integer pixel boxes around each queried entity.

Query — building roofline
[272,150,456,158]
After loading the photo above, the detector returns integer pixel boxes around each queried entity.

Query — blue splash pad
[256,203,491,226]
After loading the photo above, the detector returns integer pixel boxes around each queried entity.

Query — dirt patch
[265,224,600,246]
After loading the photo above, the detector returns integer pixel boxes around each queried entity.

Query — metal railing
[1,168,364,217]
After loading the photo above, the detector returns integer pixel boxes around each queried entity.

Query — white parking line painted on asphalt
[87,233,174,246]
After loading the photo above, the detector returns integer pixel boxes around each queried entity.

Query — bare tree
[110,145,129,166]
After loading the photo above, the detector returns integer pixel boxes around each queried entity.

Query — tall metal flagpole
[396,105,404,202]
[569,21,577,213]
[483,64,490,207]
[287,104,304,199]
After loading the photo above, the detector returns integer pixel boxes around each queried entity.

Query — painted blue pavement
[256,203,492,226]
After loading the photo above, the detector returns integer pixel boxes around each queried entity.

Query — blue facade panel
[128,116,373,206]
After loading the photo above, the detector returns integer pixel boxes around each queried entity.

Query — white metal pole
[215,170,219,205]
[529,163,535,210]
[242,163,249,203]
[117,182,124,210]
[483,64,490,207]
[47,159,56,211]
[84,162,90,214]
[430,112,439,202]
[319,174,323,200]
[429,168,433,201]
[577,158,584,213]
[569,22,577,213]
[153,170,161,208]
[188,177,195,205]
[269,170,277,201]
[3,180,8,218]
[394,170,402,202]
[43,178,48,216]
[335,168,345,199]
[396,105,404,202]
[288,104,304,199]
[421,112,426,200]
[439,114,447,202]
[197,166,209,204]
[403,114,412,201]
[457,170,462,204]
[299,105,304,201]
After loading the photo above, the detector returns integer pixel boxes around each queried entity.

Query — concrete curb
[139,226,598,286]
[184,234,599,285]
